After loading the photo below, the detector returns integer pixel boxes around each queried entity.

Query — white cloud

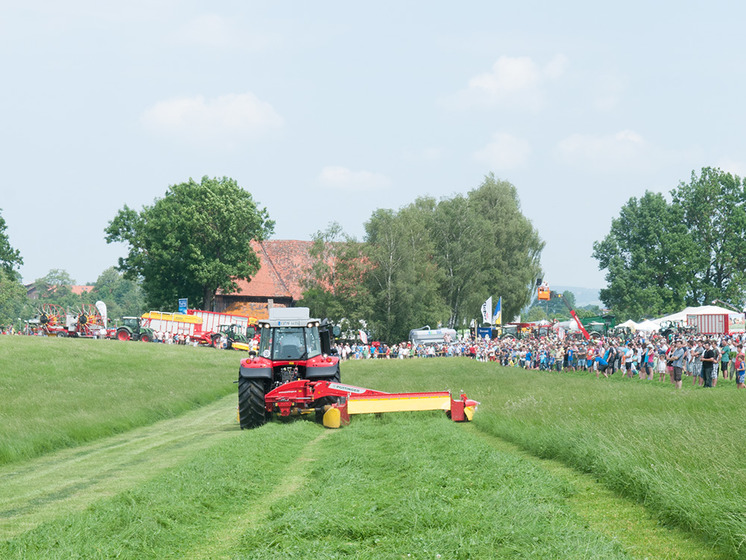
[473,133,531,170]
[141,92,283,145]
[555,130,652,172]
[318,166,391,192]
[446,54,568,110]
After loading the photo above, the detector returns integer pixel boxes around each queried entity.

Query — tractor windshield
[259,326,322,361]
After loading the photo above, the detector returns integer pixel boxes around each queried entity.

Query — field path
[0,394,239,539]
[185,429,333,560]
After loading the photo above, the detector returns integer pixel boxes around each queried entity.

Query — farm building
[213,240,316,319]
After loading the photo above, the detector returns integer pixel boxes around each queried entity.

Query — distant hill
[552,286,602,307]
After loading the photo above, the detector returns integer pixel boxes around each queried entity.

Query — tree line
[300,174,544,342]
[11,166,738,339]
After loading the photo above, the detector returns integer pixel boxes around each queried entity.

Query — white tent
[618,319,639,330]
[654,305,741,324]
[555,319,579,331]
[636,319,660,332]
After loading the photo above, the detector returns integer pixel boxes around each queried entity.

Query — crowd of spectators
[333,330,746,390]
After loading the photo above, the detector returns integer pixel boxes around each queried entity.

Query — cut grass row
[0,336,239,465]
[2,416,636,559]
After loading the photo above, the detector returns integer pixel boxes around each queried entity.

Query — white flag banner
[481,296,492,325]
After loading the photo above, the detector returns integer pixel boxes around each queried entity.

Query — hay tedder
[237,308,478,429]
[38,302,112,338]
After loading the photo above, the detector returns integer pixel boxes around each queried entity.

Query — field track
[0,393,725,559]
[0,394,238,539]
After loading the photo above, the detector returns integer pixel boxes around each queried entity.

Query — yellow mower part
[322,407,341,429]
[346,394,452,415]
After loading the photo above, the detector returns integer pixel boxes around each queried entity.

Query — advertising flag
[493,297,502,326]
[481,296,492,324]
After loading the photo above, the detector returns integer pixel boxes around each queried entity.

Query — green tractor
[211,323,256,349]
[116,317,155,342]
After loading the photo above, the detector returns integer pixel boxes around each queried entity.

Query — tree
[430,194,484,328]
[299,222,372,330]
[466,174,544,324]
[364,202,448,343]
[90,267,145,320]
[671,167,746,305]
[0,209,26,327]
[31,269,85,310]
[593,168,746,320]
[0,209,22,279]
[105,176,274,310]
[593,191,693,319]
[0,270,27,327]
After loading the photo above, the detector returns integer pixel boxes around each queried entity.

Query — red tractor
[238,308,340,429]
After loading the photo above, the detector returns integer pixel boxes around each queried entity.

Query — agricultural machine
[115,317,155,342]
[38,302,112,338]
[123,309,258,349]
[238,308,478,429]
[213,324,255,350]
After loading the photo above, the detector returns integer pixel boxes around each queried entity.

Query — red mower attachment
[263,379,479,428]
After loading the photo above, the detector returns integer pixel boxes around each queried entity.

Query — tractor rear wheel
[238,378,267,429]
[117,329,131,341]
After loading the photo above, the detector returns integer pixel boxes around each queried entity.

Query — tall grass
[343,359,746,559]
[0,336,239,465]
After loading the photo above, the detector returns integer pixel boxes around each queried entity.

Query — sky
[1,1,745,290]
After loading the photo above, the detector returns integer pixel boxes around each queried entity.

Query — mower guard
[263,379,479,429]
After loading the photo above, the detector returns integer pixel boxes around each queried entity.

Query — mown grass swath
[0,336,238,465]
[0,417,634,559]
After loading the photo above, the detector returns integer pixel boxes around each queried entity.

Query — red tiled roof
[226,240,316,300]
[71,285,94,296]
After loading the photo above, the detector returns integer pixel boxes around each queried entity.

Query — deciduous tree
[105,176,274,310]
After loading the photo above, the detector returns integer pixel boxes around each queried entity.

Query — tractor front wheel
[238,378,267,429]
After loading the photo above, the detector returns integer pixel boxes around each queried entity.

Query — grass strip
[342,358,746,559]
[216,414,632,559]
[0,421,322,559]
[0,394,239,539]
[0,336,239,466]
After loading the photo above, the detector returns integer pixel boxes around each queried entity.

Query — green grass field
[1,337,744,558]
[0,336,238,465]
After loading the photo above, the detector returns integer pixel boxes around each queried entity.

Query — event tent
[653,305,741,324]
[636,319,660,332]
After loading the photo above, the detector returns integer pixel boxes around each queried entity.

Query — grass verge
[0,336,238,466]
